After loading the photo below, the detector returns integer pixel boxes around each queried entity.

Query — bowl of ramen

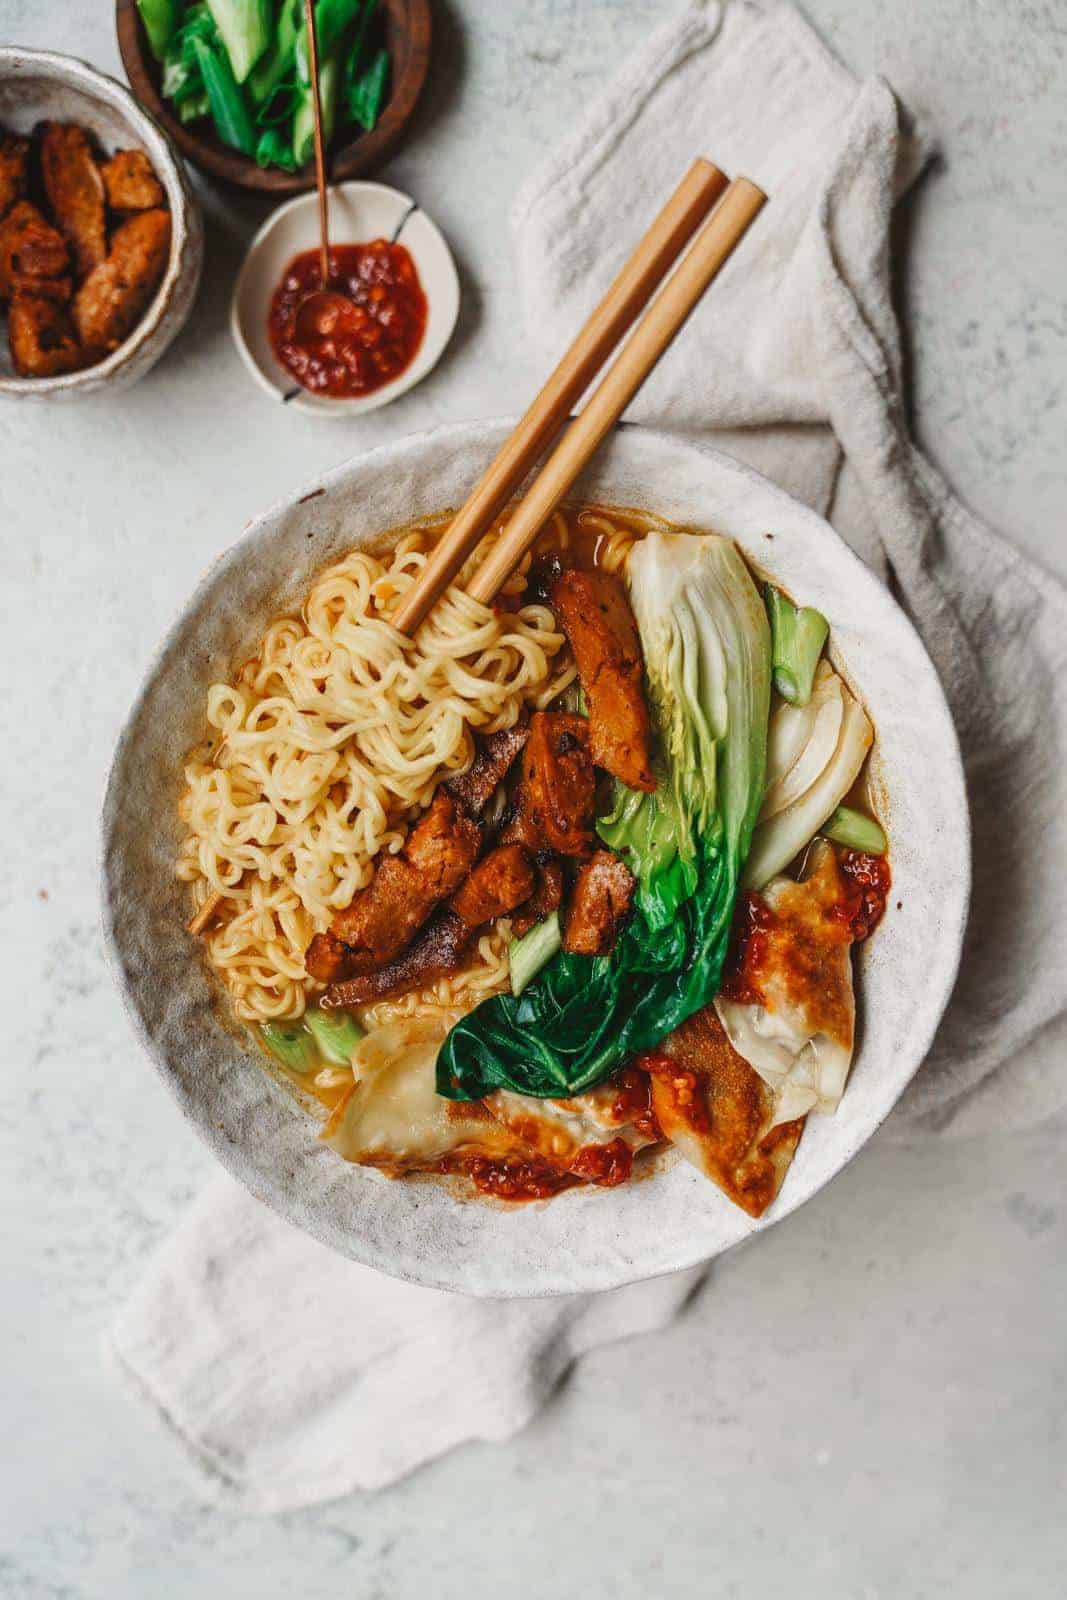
[101,421,969,1295]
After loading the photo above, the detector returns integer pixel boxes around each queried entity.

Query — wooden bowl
[115,0,431,193]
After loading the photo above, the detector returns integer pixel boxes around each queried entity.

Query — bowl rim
[100,420,972,1297]
[229,179,461,416]
[0,44,200,396]
[115,0,432,194]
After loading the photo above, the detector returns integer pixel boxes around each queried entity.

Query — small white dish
[230,181,460,418]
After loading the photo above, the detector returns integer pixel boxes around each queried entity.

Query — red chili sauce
[635,1050,712,1135]
[268,239,427,399]
[719,892,777,1007]
[443,1137,635,1203]
[835,849,892,941]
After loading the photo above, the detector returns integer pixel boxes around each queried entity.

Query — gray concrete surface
[1,1,1065,1595]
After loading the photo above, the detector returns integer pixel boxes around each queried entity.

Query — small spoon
[293,0,362,342]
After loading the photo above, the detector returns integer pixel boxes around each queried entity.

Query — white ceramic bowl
[0,47,203,398]
[101,422,970,1297]
[231,181,459,417]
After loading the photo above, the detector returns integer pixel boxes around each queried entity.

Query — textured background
[2,1,1065,1595]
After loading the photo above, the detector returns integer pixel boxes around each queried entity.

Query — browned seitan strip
[73,207,170,358]
[323,911,474,1008]
[323,844,535,1006]
[510,858,565,939]
[551,568,655,792]
[450,843,534,928]
[305,791,481,983]
[7,292,81,377]
[0,132,29,223]
[511,711,596,858]
[100,148,165,212]
[444,716,529,817]
[40,122,106,276]
[562,850,635,956]
[0,201,69,303]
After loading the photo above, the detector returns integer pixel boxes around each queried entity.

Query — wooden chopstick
[303,0,331,288]
[466,178,767,607]
[391,158,730,635]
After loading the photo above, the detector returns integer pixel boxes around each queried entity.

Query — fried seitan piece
[7,293,82,377]
[100,148,165,212]
[444,717,529,817]
[39,122,107,277]
[562,850,635,957]
[305,791,481,984]
[0,200,69,303]
[324,845,536,1006]
[323,911,474,1008]
[0,131,30,222]
[510,858,564,939]
[450,843,534,928]
[551,569,655,792]
[508,712,596,858]
[646,1006,804,1219]
[73,206,170,358]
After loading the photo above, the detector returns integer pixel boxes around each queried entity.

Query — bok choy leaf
[766,584,829,706]
[509,913,562,998]
[437,532,771,1101]
[137,0,179,61]
[305,1005,365,1064]
[205,0,272,83]
[743,660,873,888]
[260,1019,318,1074]
[823,804,887,854]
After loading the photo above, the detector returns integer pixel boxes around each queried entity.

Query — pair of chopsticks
[393,160,767,636]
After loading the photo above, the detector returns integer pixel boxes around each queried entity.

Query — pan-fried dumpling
[716,839,857,1126]
[647,1005,805,1218]
[322,1017,657,1184]
[321,1017,510,1173]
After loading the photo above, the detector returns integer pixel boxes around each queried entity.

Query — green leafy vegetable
[179,91,211,123]
[137,0,180,61]
[766,584,829,707]
[348,44,388,131]
[743,660,873,889]
[190,32,256,154]
[292,53,341,168]
[161,4,216,106]
[295,0,364,84]
[260,1019,318,1074]
[822,805,887,854]
[205,0,272,83]
[305,1005,365,1064]
[255,125,300,169]
[437,532,771,1102]
[342,0,379,113]
[509,914,562,998]
[155,0,392,170]
[291,0,364,165]
[248,0,302,106]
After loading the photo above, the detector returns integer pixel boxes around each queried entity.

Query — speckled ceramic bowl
[0,48,203,398]
[101,422,970,1297]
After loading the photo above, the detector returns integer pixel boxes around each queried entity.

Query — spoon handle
[303,0,330,287]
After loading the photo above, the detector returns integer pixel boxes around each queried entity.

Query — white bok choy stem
[742,660,873,889]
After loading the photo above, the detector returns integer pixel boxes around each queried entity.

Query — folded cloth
[111,0,1067,1511]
